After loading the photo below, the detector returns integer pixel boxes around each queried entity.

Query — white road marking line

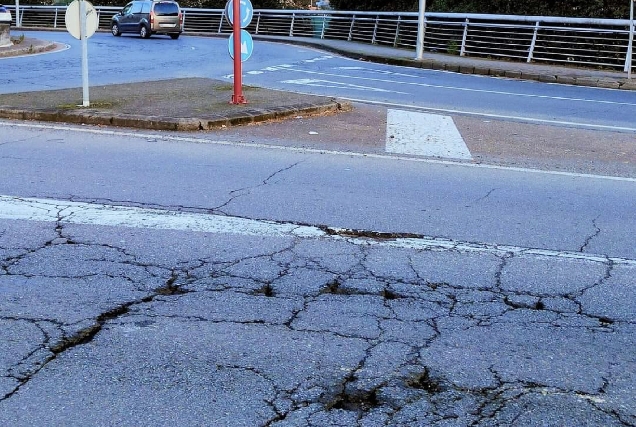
[281,67,636,107]
[0,195,323,238]
[330,97,636,133]
[281,78,407,93]
[386,109,472,160]
[2,120,636,183]
[1,195,635,266]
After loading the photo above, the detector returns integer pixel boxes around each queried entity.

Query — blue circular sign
[226,0,253,29]
[228,30,254,62]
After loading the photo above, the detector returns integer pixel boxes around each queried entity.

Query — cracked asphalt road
[0,196,634,426]
[0,117,635,426]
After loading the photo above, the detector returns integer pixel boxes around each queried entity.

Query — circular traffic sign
[65,0,98,40]
[228,30,254,62]
[225,0,253,29]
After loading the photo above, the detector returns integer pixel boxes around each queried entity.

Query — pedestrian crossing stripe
[386,109,472,160]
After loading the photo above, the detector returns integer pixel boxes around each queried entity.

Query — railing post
[181,9,186,32]
[255,12,260,35]
[320,13,326,39]
[54,7,58,28]
[625,2,634,76]
[394,15,401,47]
[372,14,379,44]
[219,9,225,33]
[348,14,355,41]
[289,12,295,37]
[527,21,540,62]
[460,18,469,56]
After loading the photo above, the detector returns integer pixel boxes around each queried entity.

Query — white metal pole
[415,0,426,60]
[15,0,20,27]
[80,0,90,106]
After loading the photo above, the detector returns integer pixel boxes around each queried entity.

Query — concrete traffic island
[0,34,61,58]
[0,77,350,131]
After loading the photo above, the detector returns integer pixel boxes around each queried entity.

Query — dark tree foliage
[329,0,631,18]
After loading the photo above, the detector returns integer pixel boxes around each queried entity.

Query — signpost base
[231,94,247,104]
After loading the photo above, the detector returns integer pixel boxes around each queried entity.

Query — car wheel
[169,33,180,40]
[139,25,151,39]
[111,23,121,36]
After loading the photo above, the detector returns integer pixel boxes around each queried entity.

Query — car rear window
[154,2,179,15]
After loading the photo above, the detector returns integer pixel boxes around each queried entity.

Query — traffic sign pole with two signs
[226,0,253,104]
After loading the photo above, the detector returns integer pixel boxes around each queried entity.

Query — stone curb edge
[0,100,349,131]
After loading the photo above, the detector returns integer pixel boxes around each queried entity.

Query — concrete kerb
[0,101,347,132]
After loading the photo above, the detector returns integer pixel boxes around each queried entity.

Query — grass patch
[11,34,25,45]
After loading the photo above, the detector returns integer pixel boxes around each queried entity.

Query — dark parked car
[111,0,182,39]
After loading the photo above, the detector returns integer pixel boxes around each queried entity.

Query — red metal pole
[231,0,246,104]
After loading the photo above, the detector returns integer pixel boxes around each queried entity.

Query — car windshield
[154,2,178,16]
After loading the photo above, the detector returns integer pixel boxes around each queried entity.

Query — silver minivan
[111,0,183,39]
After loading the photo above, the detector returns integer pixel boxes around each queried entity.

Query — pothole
[406,368,442,393]
[327,389,379,413]
[253,283,275,297]
[320,278,354,295]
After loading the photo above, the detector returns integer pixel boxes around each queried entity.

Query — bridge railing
[5,5,635,73]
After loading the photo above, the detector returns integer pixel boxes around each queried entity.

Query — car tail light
[179,11,183,27]
[150,11,155,25]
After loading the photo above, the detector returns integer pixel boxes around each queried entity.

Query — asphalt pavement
[0,33,635,131]
[1,32,635,427]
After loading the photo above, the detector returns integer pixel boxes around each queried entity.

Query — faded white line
[0,195,323,238]
[282,78,407,93]
[1,120,636,183]
[1,195,635,266]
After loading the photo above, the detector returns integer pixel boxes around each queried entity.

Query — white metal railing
[5,5,635,72]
